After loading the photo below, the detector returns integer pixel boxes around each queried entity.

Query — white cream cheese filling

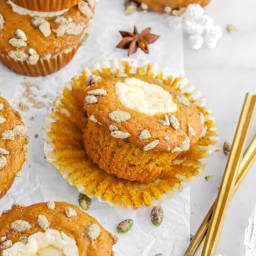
[3,229,79,256]
[115,78,177,116]
[7,0,69,17]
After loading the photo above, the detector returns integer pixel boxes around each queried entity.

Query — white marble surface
[186,0,256,255]
[0,0,255,255]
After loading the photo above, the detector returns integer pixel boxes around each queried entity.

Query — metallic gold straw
[201,93,256,256]
[185,132,256,255]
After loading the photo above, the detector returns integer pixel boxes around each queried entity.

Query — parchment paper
[0,0,189,255]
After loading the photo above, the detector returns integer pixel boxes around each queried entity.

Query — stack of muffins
[0,0,96,76]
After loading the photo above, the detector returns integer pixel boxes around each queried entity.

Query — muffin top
[0,0,93,61]
[0,96,27,199]
[0,202,117,256]
[83,73,204,153]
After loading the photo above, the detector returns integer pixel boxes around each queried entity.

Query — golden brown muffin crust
[0,0,93,57]
[11,0,81,12]
[0,96,27,200]
[84,74,203,152]
[135,0,210,13]
[0,202,117,256]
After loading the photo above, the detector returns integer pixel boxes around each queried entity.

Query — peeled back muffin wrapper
[43,58,219,209]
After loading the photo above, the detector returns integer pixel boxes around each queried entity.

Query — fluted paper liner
[0,46,79,77]
[11,0,80,12]
[43,58,219,209]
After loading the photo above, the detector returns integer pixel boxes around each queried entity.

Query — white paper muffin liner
[43,58,219,209]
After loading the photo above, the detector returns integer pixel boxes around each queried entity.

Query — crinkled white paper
[0,0,189,255]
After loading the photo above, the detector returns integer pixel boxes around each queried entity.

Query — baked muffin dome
[83,73,204,183]
[0,96,27,200]
[0,0,94,76]
[0,202,117,256]
[134,0,210,14]
[10,0,81,12]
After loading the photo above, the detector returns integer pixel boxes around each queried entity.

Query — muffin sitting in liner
[83,74,204,183]
[0,96,27,200]
[0,0,95,76]
[44,59,218,208]
[0,202,117,255]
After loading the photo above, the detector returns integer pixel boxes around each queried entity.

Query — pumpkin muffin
[44,59,218,208]
[83,73,204,183]
[125,0,210,15]
[0,96,27,200]
[0,202,117,256]
[0,0,94,76]
[10,0,83,12]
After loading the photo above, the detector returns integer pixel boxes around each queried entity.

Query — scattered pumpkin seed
[151,206,163,226]
[223,142,231,156]
[205,175,214,181]
[78,193,91,211]
[226,24,237,33]
[117,219,134,234]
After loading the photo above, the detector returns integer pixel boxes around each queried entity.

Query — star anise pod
[116,26,160,56]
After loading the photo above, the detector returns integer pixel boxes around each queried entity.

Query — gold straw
[202,93,256,256]
[185,134,256,255]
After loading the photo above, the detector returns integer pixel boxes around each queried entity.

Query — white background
[0,0,255,255]
[187,0,256,255]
